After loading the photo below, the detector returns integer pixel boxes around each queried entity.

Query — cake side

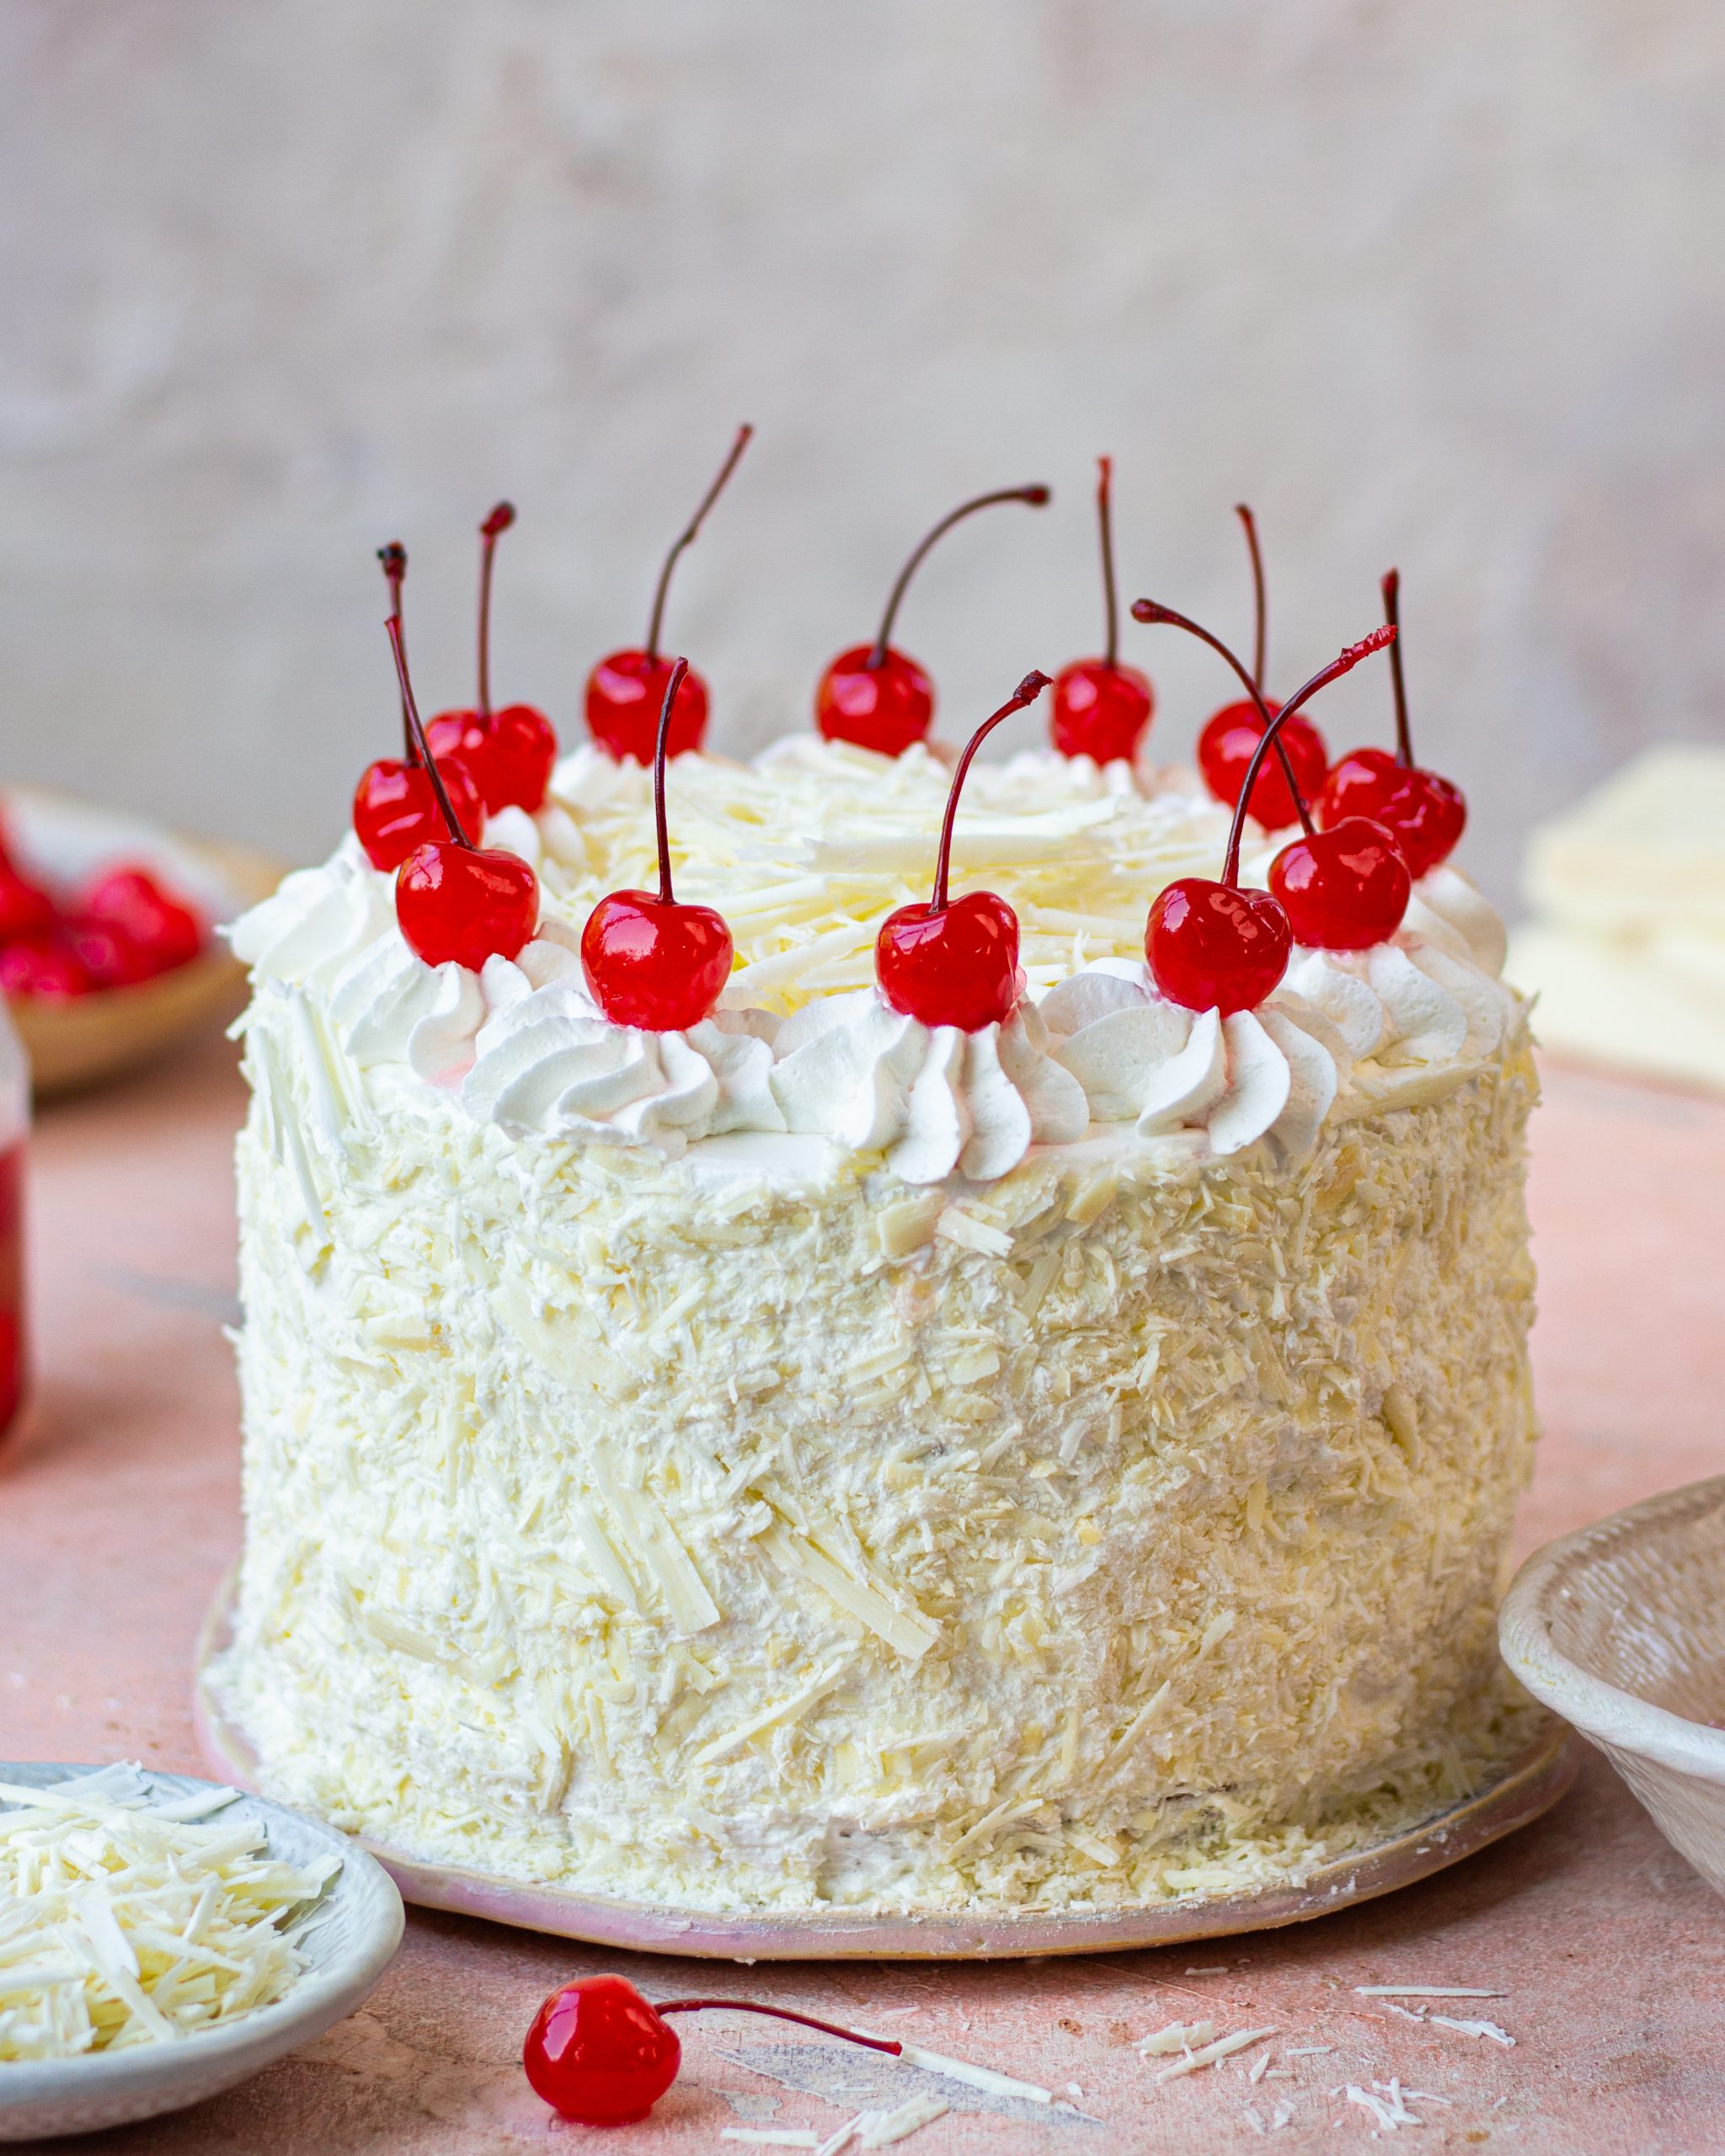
[216,1019,1538,1914]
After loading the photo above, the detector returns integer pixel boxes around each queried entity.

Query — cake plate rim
[194,1566,1578,1961]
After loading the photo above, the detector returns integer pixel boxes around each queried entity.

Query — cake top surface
[232,734,1519,1193]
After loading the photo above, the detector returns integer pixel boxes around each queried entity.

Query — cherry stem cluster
[1236,504,1268,691]
[1220,627,1397,886]
[651,656,691,905]
[869,484,1051,670]
[646,424,754,659]
[476,502,515,718]
[1381,568,1413,766]
[1097,457,1119,668]
[378,543,412,760]
[1130,600,1316,839]
[386,616,473,850]
[930,671,1052,912]
[653,2000,903,2058]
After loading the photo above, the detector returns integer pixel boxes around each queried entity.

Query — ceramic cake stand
[195,1570,1577,1961]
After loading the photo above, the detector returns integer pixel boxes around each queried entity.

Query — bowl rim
[0,1761,403,2107]
[1499,1474,1725,1785]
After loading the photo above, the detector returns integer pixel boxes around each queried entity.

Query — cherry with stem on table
[386,616,540,972]
[875,670,1053,1031]
[585,424,754,764]
[523,1973,905,2129]
[816,483,1050,755]
[1316,568,1467,878]
[1187,505,1329,830]
[581,656,735,1031]
[1049,456,1155,763]
[352,543,485,872]
[426,504,558,814]
[1137,620,1397,1012]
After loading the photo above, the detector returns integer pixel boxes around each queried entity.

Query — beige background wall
[3,1,1722,904]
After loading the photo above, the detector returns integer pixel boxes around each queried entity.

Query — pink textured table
[3,1035,1722,2153]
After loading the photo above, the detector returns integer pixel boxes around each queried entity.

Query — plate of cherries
[0,790,280,1096]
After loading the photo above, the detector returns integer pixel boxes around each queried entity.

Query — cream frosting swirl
[769,990,1088,1184]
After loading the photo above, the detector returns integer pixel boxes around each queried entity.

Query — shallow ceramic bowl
[0,1763,403,2143]
[1,788,282,1097]
[1500,1474,1725,1897]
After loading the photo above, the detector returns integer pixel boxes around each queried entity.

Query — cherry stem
[654,2000,903,2058]
[476,502,515,718]
[386,616,473,850]
[645,424,754,660]
[1381,568,1413,766]
[1128,600,1316,839]
[1236,504,1267,691]
[930,670,1052,912]
[651,656,691,905]
[1097,457,1119,668]
[1220,626,1397,886]
[868,484,1052,670]
[378,543,412,763]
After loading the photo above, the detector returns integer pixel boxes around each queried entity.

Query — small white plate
[0,1763,403,2144]
[1501,1475,1725,1900]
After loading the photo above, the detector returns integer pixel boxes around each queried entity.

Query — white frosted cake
[212,738,1538,1914]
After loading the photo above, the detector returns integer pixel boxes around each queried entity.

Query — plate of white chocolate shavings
[0,1762,402,2143]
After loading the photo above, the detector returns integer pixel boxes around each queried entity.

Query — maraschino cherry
[1316,568,1467,878]
[385,616,539,972]
[585,424,753,764]
[1183,506,1328,830]
[523,1974,903,2129]
[581,657,734,1030]
[1268,812,1411,950]
[875,670,1052,1031]
[425,504,558,814]
[352,544,485,872]
[1140,622,1396,1012]
[816,483,1051,755]
[1049,457,1154,763]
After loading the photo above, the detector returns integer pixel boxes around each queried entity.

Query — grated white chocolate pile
[212,737,1540,1915]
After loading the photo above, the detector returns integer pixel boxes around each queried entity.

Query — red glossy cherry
[817,483,1050,755]
[585,649,709,763]
[1146,881,1292,1017]
[875,670,1051,1030]
[1136,622,1397,1012]
[1269,815,1412,950]
[1316,571,1467,878]
[383,616,539,971]
[1318,748,1466,881]
[0,937,90,1000]
[0,867,55,944]
[83,868,204,973]
[582,657,734,1030]
[815,645,934,760]
[426,701,558,816]
[522,1977,904,2129]
[426,504,558,813]
[1197,699,1329,833]
[354,757,486,875]
[1049,457,1154,763]
[397,842,539,974]
[585,425,752,763]
[524,1975,680,2127]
